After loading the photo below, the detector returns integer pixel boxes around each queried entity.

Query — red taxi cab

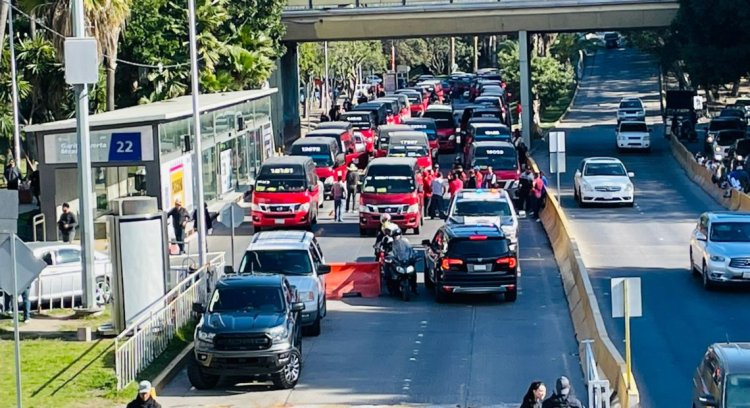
[354,101,392,126]
[423,105,457,153]
[466,141,520,196]
[289,137,347,199]
[402,117,439,158]
[375,124,412,158]
[417,80,444,104]
[387,131,433,171]
[373,98,402,125]
[396,89,427,117]
[305,128,367,170]
[384,93,411,121]
[340,111,377,153]
[359,157,424,236]
[252,156,321,231]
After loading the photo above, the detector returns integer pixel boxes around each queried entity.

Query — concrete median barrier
[325,262,381,299]
[530,157,640,408]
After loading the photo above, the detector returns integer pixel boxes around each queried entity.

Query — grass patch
[0,319,196,408]
[540,87,576,126]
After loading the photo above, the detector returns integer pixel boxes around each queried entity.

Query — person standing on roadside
[422,168,434,213]
[542,376,584,408]
[532,172,545,219]
[167,199,190,254]
[346,164,360,213]
[331,175,346,222]
[29,161,41,206]
[448,172,464,199]
[127,380,162,408]
[429,172,447,219]
[4,158,20,190]
[520,381,546,408]
[481,166,497,189]
[465,168,479,189]
[57,202,77,243]
[519,168,534,212]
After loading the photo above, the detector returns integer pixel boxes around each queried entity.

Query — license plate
[473,264,487,271]
[743,272,750,279]
[604,193,613,199]
[274,219,285,225]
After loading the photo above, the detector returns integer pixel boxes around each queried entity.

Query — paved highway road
[159,154,585,407]
[533,47,750,408]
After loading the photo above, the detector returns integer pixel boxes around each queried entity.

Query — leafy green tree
[328,41,386,96]
[16,35,66,124]
[0,41,31,143]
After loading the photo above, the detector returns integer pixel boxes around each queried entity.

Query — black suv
[422,223,518,303]
[693,342,750,408]
[188,274,305,390]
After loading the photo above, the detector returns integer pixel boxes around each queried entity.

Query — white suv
[617,97,646,123]
[236,230,329,336]
[574,157,635,207]
[445,189,524,253]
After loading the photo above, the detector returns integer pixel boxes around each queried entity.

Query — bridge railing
[285,0,519,10]
[582,339,612,408]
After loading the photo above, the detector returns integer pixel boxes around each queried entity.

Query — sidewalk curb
[152,341,194,394]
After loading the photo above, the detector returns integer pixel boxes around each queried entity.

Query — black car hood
[202,312,285,332]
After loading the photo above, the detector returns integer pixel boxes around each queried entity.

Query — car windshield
[620,101,642,109]
[717,132,746,146]
[388,145,428,158]
[736,99,750,107]
[448,238,509,258]
[308,154,334,167]
[239,250,313,275]
[472,147,518,170]
[423,112,454,129]
[710,222,750,242]
[208,286,284,313]
[584,162,627,176]
[454,200,511,216]
[255,177,306,192]
[362,174,415,193]
[620,123,648,132]
[721,110,744,118]
[726,374,750,407]
[710,120,743,132]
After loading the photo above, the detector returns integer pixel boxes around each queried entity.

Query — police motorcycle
[374,224,418,301]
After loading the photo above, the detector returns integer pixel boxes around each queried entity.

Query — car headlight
[269,325,289,342]
[738,155,744,161]
[324,176,334,185]
[643,136,650,141]
[710,255,726,262]
[407,204,420,213]
[582,182,593,192]
[406,265,415,273]
[396,266,405,273]
[298,290,315,302]
[624,183,633,192]
[449,134,456,141]
[359,205,368,213]
[715,146,722,152]
[706,136,714,143]
[297,203,311,212]
[251,203,262,212]
[197,330,215,343]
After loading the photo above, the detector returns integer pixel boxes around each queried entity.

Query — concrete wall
[270,42,301,148]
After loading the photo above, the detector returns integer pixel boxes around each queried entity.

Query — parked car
[189,273,305,390]
[573,157,635,207]
[690,211,750,290]
[2,242,113,307]
[692,342,750,408]
[422,223,518,302]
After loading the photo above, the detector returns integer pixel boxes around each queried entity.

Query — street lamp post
[187,0,207,267]
[7,4,20,167]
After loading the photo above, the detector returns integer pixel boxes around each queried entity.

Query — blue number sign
[108,132,142,161]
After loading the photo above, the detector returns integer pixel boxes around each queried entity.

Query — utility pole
[449,37,455,73]
[7,4,20,167]
[70,0,97,310]
[391,40,396,71]
[324,41,329,109]
[187,0,207,266]
[473,36,479,72]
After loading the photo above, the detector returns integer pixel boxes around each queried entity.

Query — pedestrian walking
[422,168,434,213]
[519,168,534,212]
[345,164,359,213]
[517,141,529,169]
[167,199,190,254]
[332,175,346,222]
[126,380,162,408]
[328,105,341,122]
[520,381,546,408]
[448,172,464,198]
[473,166,483,187]
[4,158,20,190]
[465,168,479,189]
[532,172,545,220]
[57,202,77,243]
[429,172,447,219]
[542,376,584,408]
[192,202,213,234]
[29,161,40,206]
[482,166,497,188]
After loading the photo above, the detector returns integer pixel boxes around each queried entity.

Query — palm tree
[19,0,131,111]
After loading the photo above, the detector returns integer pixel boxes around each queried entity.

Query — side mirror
[421,239,431,246]
[627,171,635,178]
[695,231,707,242]
[317,264,331,275]
[192,302,205,314]
[697,393,716,407]
[291,302,305,312]
[224,265,234,275]
[518,210,527,219]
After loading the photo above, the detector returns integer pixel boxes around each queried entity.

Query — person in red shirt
[532,172,545,220]
[473,166,483,187]
[422,168,434,213]
[448,172,464,198]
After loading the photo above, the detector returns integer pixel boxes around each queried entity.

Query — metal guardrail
[114,253,225,390]
[32,213,45,241]
[582,339,611,408]
[284,0,677,11]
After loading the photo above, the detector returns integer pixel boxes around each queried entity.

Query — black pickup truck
[188,273,305,390]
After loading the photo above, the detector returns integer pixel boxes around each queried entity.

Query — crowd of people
[695,152,750,195]
[520,376,585,408]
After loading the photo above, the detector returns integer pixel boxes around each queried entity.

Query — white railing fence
[582,339,611,408]
[114,252,225,389]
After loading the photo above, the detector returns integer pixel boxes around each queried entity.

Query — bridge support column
[519,30,532,148]
[271,41,301,148]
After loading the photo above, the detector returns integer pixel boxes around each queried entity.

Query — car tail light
[469,235,487,240]
[441,258,464,269]
[496,257,517,269]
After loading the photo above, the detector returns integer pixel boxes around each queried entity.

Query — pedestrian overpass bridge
[281,0,679,41]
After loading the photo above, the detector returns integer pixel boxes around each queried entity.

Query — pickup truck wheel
[504,290,518,302]
[95,277,112,306]
[434,284,448,303]
[306,311,322,337]
[272,349,301,389]
[187,358,219,390]
[424,269,434,290]
[414,226,421,235]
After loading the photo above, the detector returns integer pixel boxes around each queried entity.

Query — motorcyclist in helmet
[374,213,396,255]
[389,226,418,294]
